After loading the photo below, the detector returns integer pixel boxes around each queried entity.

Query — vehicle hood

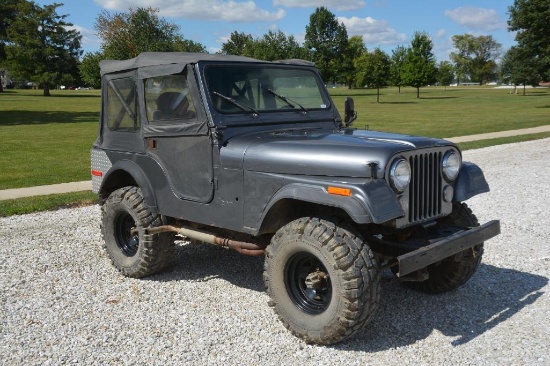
[221,129,454,178]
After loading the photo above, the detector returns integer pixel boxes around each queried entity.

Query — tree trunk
[377,87,380,103]
[398,85,401,93]
[43,84,51,96]
[416,87,420,99]
[523,85,526,96]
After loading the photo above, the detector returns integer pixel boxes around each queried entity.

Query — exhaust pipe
[142,225,266,256]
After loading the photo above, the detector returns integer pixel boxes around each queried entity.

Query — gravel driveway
[2,139,549,365]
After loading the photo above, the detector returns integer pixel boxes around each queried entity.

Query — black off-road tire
[263,217,380,345]
[101,186,174,278]
[406,203,484,294]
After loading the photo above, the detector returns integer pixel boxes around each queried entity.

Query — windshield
[204,65,330,114]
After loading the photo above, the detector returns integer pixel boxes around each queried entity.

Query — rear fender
[99,160,158,212]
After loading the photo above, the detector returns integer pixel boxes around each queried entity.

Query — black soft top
[99,52,314,75]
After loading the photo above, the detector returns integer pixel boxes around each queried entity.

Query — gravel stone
[1,138,549,364]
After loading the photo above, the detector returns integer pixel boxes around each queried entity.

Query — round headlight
[389,158,411,192]
[442,151,461,181]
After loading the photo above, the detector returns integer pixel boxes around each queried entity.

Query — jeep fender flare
[259,181,403,230]
[454,161,490,202]
[99,160,158,212]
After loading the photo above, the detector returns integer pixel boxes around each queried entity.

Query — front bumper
[395,220,501,277]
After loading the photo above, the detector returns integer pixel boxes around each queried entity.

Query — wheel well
[99,169,137,204]
[257,198,353,235]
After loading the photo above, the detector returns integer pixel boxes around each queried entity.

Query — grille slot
[408,152,442,223]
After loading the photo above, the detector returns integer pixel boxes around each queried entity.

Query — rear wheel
[101,186,174,278]
[406,203,484,294]
[264,217,380,345]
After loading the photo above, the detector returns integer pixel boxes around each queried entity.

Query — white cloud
[436,29,446,38]
[337,16,407,46]
[273,0,365,11]
[444,7,506,31]
[94,0,285,22]
[67,25,101,52]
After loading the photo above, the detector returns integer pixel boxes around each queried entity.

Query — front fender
[261,179,403,226]
[454,161,490,202]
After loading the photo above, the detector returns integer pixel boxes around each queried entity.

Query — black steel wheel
[264,217,380,345]
[406,203,484,294]
[114,211,139,256]
[285,252,332,315]
[101,186,174,278]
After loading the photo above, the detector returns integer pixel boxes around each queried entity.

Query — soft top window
[145,74,196,122]
[204,65,330,114]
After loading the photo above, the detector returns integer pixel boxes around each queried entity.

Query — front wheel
[406,203,484,294]
[263,217,380,345]
[101,186,174,278]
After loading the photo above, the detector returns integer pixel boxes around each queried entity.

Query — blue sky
[34,0,517,61]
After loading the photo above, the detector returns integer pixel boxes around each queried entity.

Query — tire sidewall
[267,234,345,336]
[102,190,146,273]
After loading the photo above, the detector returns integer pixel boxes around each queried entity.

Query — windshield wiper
[267,89,308,115]
[213,92,259,116]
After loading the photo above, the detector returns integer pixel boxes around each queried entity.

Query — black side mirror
[344,97,357,127]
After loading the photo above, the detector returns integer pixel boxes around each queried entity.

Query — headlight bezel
[442,150,461,182]
[389,158,411,193]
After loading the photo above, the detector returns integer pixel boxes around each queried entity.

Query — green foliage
[95,7,206,60]
[342,35,366,89]
[79,51,103,88]
[437,61,455,88]
[508,0,550,80]
[5,1,82,96]
[390,45,407,92]
[355,48,390,102]
[251,30,309,61]
[220,31,254,56]
[450,34,502,84]
[401,32,436,98]
[500,46,540,94]
[304,7,348,82]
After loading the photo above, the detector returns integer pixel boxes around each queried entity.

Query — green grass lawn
[0,89,100,190]
[0,86,549,216]
[330,86,550,138]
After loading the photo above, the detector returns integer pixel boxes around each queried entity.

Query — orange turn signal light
[327,186,352,197]
[91,169,103,177]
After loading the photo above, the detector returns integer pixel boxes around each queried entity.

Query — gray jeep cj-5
[91,52,500,345]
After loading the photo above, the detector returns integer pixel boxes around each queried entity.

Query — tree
[390,45,407,93]
[402,32,436,98]
[342,35,366,89]
[1,0,24,92]
[508,0,550,81]
[355,48,390,103]
[252,30,308,61]
[304,6,349,82]
[437,61,455,90]
[450,34,502,85]
[220,31,254,56]
[5,1,82,96]
[79,51,102,89]
[95,7,205,60]
[500,46,540,95]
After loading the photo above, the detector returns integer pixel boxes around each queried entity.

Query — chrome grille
[408,151,443,223]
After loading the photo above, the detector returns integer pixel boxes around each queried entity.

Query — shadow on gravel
[337,263,548,352]
[142,244,547,350]
[144,241,265,292]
